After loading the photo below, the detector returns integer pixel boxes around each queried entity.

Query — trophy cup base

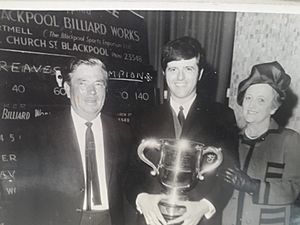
[158,199,186,224]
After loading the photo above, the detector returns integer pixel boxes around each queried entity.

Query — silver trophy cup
[137,138,223,221]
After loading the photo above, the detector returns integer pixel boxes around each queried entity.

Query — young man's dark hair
[161,36,206,72]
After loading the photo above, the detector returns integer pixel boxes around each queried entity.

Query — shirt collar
[170,94,197,117]
[70,107,101,125]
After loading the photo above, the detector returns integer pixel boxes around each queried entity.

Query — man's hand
[218,166,260,195]
[136,193,167,225]
[167,199,210,225]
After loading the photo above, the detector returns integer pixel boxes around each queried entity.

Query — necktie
[178,106,185,127]
[85,122,101,210]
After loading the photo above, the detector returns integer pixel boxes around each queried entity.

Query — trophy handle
[137,139,161,176]
[197,146,223,180]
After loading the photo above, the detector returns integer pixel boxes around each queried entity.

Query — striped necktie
[85,122,101,210]
[178,106,185,127]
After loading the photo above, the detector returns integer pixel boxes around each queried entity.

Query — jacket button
[80,187,85,192]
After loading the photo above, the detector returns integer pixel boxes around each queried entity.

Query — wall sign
[0,10,156,224]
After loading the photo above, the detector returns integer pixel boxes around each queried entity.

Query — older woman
[221,61,300,225]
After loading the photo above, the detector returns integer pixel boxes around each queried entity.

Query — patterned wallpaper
[229,12,300,133]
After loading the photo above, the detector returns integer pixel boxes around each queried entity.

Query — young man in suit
[35,56,132,225]
[126,36,238,225]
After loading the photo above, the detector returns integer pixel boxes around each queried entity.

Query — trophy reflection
[137,138,223,222]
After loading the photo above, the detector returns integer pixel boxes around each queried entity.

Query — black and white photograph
[1,1,300,225]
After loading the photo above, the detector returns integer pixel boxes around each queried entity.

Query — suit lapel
[181,97,206,138]
[54,113,81,157]
[162,103,177,138]
[51,112,84,186]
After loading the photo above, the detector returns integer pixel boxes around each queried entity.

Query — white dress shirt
[71,108,109,210]
[170,94,196,118]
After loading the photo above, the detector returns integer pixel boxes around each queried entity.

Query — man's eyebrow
[96,79,106,82]
[75,78,86,81]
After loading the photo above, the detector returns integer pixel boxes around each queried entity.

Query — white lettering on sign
[6,36,47,48]
[1,108,31,120]
[123,53,142,63]
[6,187,16,195]
[48,30,59,38]
[116,112,132,124]
[119,91,150,102]
[0,133,21,143]
[86,36,96,44]
[111,52,122,59]
[1,154,17,162]
[11,84,25,94]
[106,10,119,19]
[63,16,107,34]
[34,109,51,118]
[3,103,26,109]
[121,91,129,100]
[60,32,85,42]
[0,60,60,74]
[108,70,152,83]
[66,11,91,16]
[53,87,67,96]
[0,10,59,27]
[135,92,150,101]
[0,170,16,178]
[118,117,130,123]
[110,26,140,42]
[102,39,122,48]
[0,24,32,35]
[61,41,109,56]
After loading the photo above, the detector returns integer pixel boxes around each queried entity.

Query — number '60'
[53,87,67,96]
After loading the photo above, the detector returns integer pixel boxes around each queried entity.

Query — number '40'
[12,85,25,93]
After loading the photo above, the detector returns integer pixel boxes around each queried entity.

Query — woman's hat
[237,61,291,105]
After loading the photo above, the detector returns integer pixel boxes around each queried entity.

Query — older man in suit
[126,37,238,225]
[34,56,132,225]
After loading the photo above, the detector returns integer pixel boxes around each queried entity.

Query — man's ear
[198,68,204,81]
[63,82,71,99]
[270,106,278,115]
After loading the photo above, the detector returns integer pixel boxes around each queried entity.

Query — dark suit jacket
[31,110,132,225]
[126,96,239,225]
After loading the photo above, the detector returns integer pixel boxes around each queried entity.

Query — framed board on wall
[0,9,158,224]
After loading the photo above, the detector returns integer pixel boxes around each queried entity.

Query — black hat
[237,61,291,105]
